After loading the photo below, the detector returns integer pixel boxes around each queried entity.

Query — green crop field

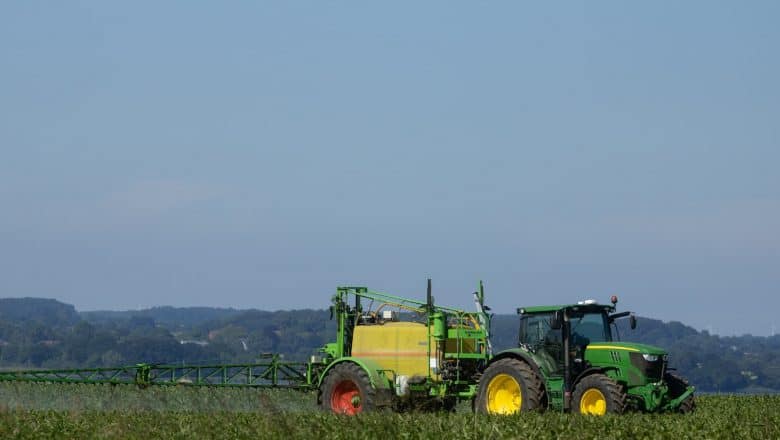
[0,383,777,439]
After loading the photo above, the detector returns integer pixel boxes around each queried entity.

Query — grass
[0,383,778,439]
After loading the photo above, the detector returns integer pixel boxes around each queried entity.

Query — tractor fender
[317,357,393,391]
[486,349,545,382]
[572,366,619,388]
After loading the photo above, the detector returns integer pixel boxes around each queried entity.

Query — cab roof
[517,302,616,315]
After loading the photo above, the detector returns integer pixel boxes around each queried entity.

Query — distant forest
[0,297,778,393]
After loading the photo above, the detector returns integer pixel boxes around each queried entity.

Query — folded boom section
[0,355,312,388]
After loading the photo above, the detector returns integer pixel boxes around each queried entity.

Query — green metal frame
[326,281,492,403]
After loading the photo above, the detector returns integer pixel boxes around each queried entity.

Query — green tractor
[475,296,695,415]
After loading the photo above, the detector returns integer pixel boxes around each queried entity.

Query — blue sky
[1,2,778,336]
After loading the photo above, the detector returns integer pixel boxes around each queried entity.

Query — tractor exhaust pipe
[427,278,433,310]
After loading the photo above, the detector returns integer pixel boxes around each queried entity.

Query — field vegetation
[0,383,777,439]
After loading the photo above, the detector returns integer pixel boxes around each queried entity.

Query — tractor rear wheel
[318,363,376,415]
[475,358,545,414]
[573,374,626,416]
[665,372,696,413]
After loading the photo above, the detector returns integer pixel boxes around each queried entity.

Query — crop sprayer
[0,280,694,415]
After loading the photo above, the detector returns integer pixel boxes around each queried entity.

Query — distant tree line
[0,298,778,392]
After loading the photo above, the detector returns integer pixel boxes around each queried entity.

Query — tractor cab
[517,297,640,377]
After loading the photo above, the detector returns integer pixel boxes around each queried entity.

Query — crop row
[0,384,777,439]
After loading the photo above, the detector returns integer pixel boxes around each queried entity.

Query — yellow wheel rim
[580,388,607,415]
[486,374,522,414]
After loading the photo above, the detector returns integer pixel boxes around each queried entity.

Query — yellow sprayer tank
[350,322,430,377]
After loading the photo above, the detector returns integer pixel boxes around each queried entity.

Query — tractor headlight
[642,354,659,362]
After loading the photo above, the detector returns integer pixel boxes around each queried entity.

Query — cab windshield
[569,311,611,344]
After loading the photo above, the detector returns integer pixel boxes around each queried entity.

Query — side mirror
[550,311,563,330]
[630,314,637,330]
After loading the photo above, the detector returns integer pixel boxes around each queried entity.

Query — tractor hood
[585,342,666,356]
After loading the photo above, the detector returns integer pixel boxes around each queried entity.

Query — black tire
[664,372,696,414]
[678,394,696,413]
[474,358,545,414]
[573,374,626,415]
[318,362,377,415]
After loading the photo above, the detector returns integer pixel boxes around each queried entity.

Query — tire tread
[318,362,377,414]
[475,358,545,414]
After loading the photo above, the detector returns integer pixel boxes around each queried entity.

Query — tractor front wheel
[475,358,545,415]
[573,374,626,416]
[318,363,376,415]
[678,394,696,413]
